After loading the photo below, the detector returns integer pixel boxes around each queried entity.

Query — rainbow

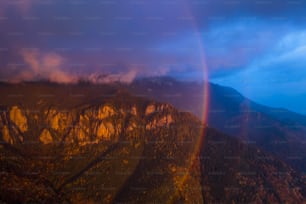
[168,2,210,202]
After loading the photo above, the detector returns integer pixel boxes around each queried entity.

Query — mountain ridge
[125,77,306,173]
[1,88,305,203]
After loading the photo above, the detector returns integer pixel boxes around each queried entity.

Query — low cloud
[11,50,78,83]
[10,50,138,84]
[87,70,137,84]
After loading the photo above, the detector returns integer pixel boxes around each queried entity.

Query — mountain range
[0,78,305,203]
[128,77,306,173]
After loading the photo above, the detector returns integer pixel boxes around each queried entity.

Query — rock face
[39,129,53,144]
[96,122,114,140]
[97,105,115,119]
[130,105,137,116]
[145,114,174,130]
[45,108,74,132]
[9,106,28,132]
[2,126,12,144]
[145,104,156,115]
[0,101,176,146]
[145,103,172,116]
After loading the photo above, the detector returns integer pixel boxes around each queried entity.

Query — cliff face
[0,89,305,203]
[0,100,176,146]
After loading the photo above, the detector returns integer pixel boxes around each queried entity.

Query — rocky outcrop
[97,105,115,119]
[45,109,73,131]
[130,105,137,116]
[0,102,176,145]
[146,114,174,130]
[127,121,137,131]
[2,125,12,144]
[145,103,172,116]
[96,122,115,140]
[145,104,156,115]
[39,129,53,144]
[145,103,175,130]
[9,106,28,132]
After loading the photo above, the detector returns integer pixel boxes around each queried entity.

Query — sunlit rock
[51,114,60,130]
[98,105,115,119]
[97,122,114,140]
[130,106,137,116]
[9,106,28,132]
[79,115,90,134]
[39,129,53,144]
[157,114,173,126]
[2,125,13,144]
[146,114,174,130]
[127,121,137,131]
[158,104,172,113]
[77,128,87,142]
[47,109,72,131]
[45,109,58,129]
[145,104,156,115]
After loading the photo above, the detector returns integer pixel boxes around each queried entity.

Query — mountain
[0,82,305,203]
[127,77,306,173]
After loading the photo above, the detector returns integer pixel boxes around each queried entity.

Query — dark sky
[0,0,306,113]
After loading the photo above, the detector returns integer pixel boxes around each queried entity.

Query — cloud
[271,31,306,64]
[0,0,306,84]
[240,29,306,79]
[87,69,137,84]
[11,50,78,83]
[153,18,292,77]
[210,28,306,110]
[9,50,139,84]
